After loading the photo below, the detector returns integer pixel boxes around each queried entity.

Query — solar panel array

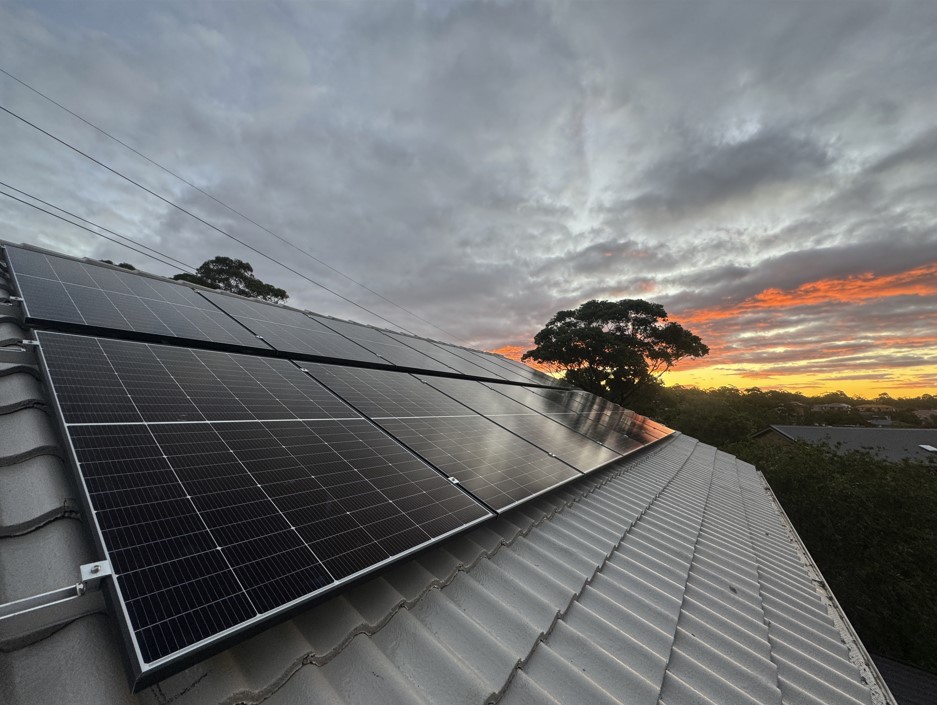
[4,243,673,690]
[6,246,267,350]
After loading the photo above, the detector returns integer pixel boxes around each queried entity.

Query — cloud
[1,0,936,394]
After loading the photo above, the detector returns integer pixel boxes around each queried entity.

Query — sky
[1,1,935,398]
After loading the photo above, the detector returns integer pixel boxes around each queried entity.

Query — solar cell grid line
[382,330,509,379]
[36,332,357,424]
[4,245,268,350]
[427,341,533,384]
[199,291,386,365]
[36,332,492,689]
[465,348,563,387]
[307,314,455,373]
[303,362,472,419]
[534,385,676,439]
[373,415,582,511]
[416,376,622,473]
[485,382,672,453]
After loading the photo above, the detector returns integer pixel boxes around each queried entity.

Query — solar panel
[36,331,491,688]
[200,291,386,365]
[489,383,673,452]
[530,388,671,440]
[308,314,455,372]
[303,363,582,510]
[5,246,266,350]
[467,348,565,387]
[382,331,506,379]
[417,376,622,473]
[372,416,580,510]
[427,341,534,384]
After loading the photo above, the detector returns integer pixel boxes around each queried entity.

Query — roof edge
[753,466,897,705]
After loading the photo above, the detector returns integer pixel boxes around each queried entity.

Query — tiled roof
[754,425,937,463]
[0,279,894,705]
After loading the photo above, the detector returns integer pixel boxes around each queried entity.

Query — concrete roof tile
[0,454,77,536]
[0,407,60,467]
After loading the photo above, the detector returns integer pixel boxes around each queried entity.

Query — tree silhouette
[523,299,708,403]
[173,256,288,303]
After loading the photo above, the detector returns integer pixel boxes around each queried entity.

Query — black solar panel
[37,331,491,687]
[417,376,622,473]
[373,416,580,510]
[489,383,673,452]
[382,332,504,378]
[480,383,640,454]
[466,348,564,386]
[308,315,454,372]
[201,292,386,365]
[6,246,266,349]
[427,341,533,383]
[304,363,582,510]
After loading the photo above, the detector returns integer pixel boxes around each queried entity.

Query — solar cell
[466,348,564,386]
[201,292,386,364]
[374,416,580,511]
[417,376,622,473]
[488,382,673,453]
[308,315,454,372]
[382,332,503,378]
[5,246,266,349]
[37,331,491,687]
[303,363,583,510]
[427,341,534,384]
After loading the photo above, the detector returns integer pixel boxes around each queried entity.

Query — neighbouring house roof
[872,655,937,705]
[0,257,895,705]
[753,425,937,464]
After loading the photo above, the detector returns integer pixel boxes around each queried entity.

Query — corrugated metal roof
[0,282,894,705]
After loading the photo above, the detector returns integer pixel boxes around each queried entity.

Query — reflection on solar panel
[383,331,502,379]
[467,348,563,386]
[487,382,672,454]
[201,291,385,364]
[304,363,582,510]
[309,315,455,372]
[6,246,266,349]
[37,331,491,688]
[428,341,534,384]
[418,376,622,473]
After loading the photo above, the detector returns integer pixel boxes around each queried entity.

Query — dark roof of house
[753,425,937,463]
[872,655,937,705]
[0,257,895,705]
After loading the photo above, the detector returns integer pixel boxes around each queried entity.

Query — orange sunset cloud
[495,263,937,397]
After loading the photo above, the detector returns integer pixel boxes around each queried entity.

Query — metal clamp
[0,560,112,647]
[78,560,113,595]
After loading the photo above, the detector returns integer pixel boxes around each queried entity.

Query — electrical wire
[0,102,423,335]
[0,187,194,273]
[0,67,468,343]
[0,180,196,271]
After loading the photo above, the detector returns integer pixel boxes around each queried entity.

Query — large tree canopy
[173,256,288,303]
[522,299,708,403]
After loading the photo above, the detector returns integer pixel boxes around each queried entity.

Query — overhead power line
[0,186,195,272]
[0,67,468,344]
[0,102,423,336]
[0,180,196,272]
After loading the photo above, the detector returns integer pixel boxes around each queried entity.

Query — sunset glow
[496,263,937,397]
